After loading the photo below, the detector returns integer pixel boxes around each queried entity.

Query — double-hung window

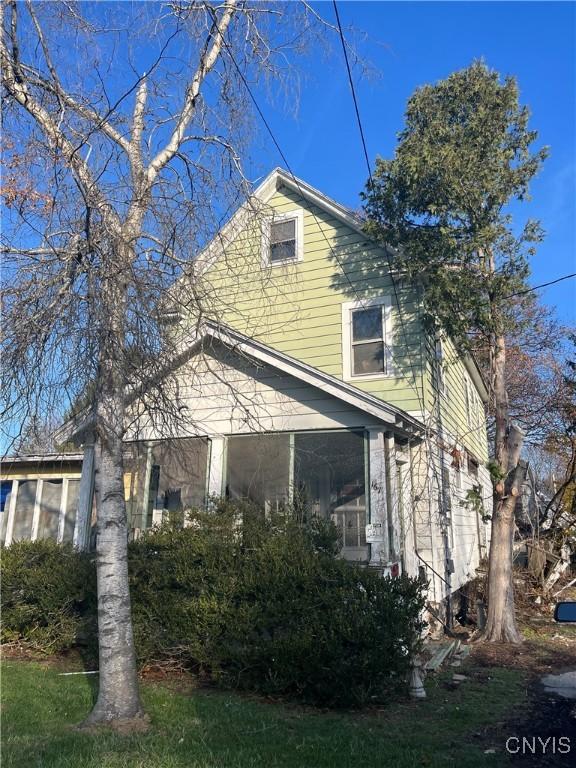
[342,298,393,379]
[263,210,303,265]
[270,219,296,262]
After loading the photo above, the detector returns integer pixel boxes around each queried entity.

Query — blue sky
[248,1,576,326]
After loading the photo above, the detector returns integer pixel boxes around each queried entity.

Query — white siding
[128,341,388,440]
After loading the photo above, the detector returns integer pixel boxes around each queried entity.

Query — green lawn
[1,660,527,768]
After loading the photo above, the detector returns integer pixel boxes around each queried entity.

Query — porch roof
[55,322,425,443]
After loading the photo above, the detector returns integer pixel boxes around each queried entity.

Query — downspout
[433,334,453,629]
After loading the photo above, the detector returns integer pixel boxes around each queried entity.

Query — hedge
[1,503,426,707]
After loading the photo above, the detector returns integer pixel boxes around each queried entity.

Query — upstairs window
[342,298,393,379]
[352,307,386,375]
[270,219,296,262]
[264,210,303,265]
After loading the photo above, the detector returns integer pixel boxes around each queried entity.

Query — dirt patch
[77,712,151,735]
[462,569,576,763]
[500,691,576,766]
[470,639,576,676]
[1,643,90,670]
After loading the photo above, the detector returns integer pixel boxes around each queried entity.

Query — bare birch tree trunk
[84,270,144,725]
[2,0,330,727]
[88,424,143,724]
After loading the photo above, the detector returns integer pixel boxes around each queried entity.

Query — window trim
[342,296,394,381]
[435,338,450,400]
[464,374,471,427]
[262,209,304,266]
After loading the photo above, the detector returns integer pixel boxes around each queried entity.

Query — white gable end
[130,340,393,441]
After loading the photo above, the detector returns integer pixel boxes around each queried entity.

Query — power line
[332,0,373,183]
[334,0,576,312]
[331,1,429,415]
[332,0,469,610]
[504,272,576,300]
[214,23,427,407]
[216,19,481,609]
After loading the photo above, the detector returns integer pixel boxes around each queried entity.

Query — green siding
[424,334,489,462]
[191,182,486,456]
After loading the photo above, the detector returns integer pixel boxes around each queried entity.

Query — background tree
[1,0,327,727]
[363,60,548,642]
[536,335,576,529]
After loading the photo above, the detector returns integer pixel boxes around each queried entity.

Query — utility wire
[331,1,430,419]
[209,17,434,435]
[332,0,474,610]
[215,13,475,607]
[504,272,576,300]
[213,22,449,590]
[215,23,427,403]
[332,0,373,183]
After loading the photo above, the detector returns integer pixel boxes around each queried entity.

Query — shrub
[129,503,426,707]
[1,503,426,707]
[0,539,96,655]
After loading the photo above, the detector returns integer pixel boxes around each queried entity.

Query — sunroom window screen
[123,438,208,530]
[351,306,386,375]
[11,480,36,541]
[226,434,290,510]
[294,432,367,553]
[225,432,367,555]
[37,479,62,540]
[270,218,296,262]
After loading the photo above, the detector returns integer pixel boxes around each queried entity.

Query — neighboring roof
[0,453,84,478]
[56,322,425,443]
[1,453,84,463]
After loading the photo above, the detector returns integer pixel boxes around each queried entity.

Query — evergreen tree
[363,61,548,642]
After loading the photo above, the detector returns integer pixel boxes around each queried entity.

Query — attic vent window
[270,218,296,262]
[263,209,303,266]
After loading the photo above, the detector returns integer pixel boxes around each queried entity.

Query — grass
[1,660,528,768]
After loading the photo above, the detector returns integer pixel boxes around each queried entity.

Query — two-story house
[1,168,492,614]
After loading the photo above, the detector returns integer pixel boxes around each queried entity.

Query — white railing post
[4,479,19,546]
[30,479,44,541]
[384,432,402,564]
[367,429,389,565]
[74,437,95,550]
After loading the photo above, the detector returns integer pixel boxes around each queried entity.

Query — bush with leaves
[2,501,426,707]
[0,539,96,654]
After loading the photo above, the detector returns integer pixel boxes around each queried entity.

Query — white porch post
[207,436,226,500]
[397,454,418,578]
[57,478,70,544]
[140,443,153,530]
[367,428,389,565]
[4,479,19,546]
[30,479,44,541]
[74,436,95,550]
[384,433,402,565]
